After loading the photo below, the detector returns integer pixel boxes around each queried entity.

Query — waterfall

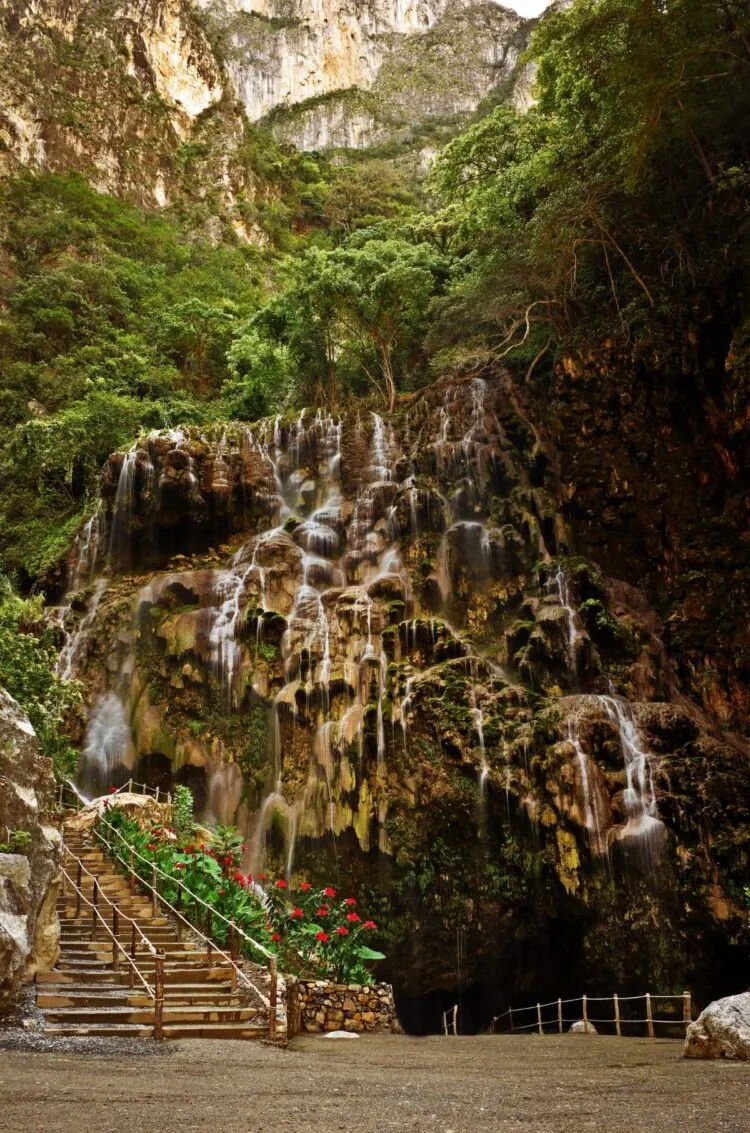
[567,714,605,854]
[77,691,132,797]
[108,445,138,562]
[56,578,108,680]
[597,694,663,846]
[552,566,579,671]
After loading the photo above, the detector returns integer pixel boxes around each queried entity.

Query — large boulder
[0,689,61,1001]
[568,1020,598,1034]
[684,993,750,1060]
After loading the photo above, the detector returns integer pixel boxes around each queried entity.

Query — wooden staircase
[41,830,273,1039]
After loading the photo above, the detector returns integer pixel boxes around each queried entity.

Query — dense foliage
[1,1,748,582]
[97,804,385,983]
[0,575,80,777]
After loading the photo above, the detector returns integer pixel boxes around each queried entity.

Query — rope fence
[490,991,693,1038]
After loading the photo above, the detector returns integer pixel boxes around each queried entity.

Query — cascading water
[108,445,139,562]
[598,694,663,847]
[78,691,133,797]
[64,379,673,890]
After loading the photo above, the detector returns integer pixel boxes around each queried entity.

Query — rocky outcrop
[684,993,750,1061]
[0,689,61,1001]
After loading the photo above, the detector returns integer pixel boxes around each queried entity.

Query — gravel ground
[1,1034,749,1132]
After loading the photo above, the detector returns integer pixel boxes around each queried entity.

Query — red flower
[363,920,377,930]
[271,932,281,942]
[324,887,336,898]
[109,786,117,794]
[223,855,232,865]
[233,871,246,886]
[316,931,329,943]
[344,897,357,907]
[299,881,312,892]
[219,888,226,895]
[258,873,267,881]
[275,879,288,890]
[316,906,329,917]
[246,874,253,884]
[335,926,349,937]
[347,912,360,924]
[290,907,304,919]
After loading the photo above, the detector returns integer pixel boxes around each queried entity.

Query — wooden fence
[491,992,693,1037]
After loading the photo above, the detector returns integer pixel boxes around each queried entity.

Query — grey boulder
[684,992,750,1060]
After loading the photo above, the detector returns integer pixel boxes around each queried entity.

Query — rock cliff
[0,689,61,1001]
[0,0,535,202]
[49,365,750,1023]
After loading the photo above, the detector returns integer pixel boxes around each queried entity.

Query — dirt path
[1,1034,748,1132]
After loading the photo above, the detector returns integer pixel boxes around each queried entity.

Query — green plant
[208,823,244,867]
[172,784,194,844]
[1,830,33,855]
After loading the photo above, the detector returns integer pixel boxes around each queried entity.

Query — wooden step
[43,1005,265,1025]
[162,1023,268,1040]
[43,1023,153,1037]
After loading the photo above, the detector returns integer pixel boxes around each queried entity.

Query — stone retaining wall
[289,979,400,1035]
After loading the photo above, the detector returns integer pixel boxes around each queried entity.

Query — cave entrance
[394,979,508,1035]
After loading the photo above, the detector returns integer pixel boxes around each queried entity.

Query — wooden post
[129,921,137,988]
[151,864,158,917]
[509,1008,514,1033]
[129,847,135,895]
[614,993,621,1037]
[683,992,692,1034]
[112,905,120,972]
[229,922,235,960]
[91,878,99,940]
[646,992,654,1039]
[558,998,563,1034]
[153,952,165,1040]
[536,1002,543,1036]
[127,777,133,794]
[268,956,278,1040]
[155,786,160,804]
[582,994,588,1032]
[75,861,82,919]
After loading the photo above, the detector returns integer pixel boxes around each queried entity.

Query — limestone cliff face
[49,368,750,1014]
[0,0,225,205]
[0,0,533,195]
[203,0,527,150]
[0,689,61,1001]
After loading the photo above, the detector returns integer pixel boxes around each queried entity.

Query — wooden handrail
[92,816,275,1018]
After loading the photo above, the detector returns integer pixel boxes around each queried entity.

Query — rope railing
[491,990,693,1038]
[91,813,277,1031]
[62,841,158,959]
[59,861,166,1039]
